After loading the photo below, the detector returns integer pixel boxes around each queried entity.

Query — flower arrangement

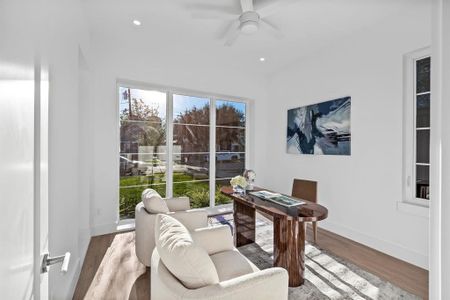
[230,175,248,189]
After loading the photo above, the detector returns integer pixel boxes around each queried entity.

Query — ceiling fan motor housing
[239,11,260,34]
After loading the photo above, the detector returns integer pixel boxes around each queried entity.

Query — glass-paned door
[215,100,246,205]
[119,87,167,218]
[172,94,211,208]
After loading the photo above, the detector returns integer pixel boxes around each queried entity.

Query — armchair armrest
[165,196,190,211]
[191,225,234,255]
[182,268,289,300]
[166,209,208,230]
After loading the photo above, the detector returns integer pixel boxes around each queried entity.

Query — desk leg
[233,200,255,247]
[273,217,306,287]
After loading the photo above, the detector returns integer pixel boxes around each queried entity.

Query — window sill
[397,201,429,218]
[117,219,135,232]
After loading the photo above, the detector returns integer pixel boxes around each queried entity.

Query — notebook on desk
[249,190,304,207]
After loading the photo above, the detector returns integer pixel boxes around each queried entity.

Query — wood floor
[74,223,428,300]
[73,231,149,300]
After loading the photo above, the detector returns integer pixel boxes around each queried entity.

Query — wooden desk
[220,186,328,287]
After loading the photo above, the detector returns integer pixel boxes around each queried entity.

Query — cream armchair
[135,189,208,266]
[151,214,289,300]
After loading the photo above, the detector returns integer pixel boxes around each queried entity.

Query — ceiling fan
[189,0,295,46]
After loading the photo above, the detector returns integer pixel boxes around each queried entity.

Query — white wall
[430,0,450,297]
[261,6,431,268]
[440,0,450,294]
[88,38,269,234]
[45,1,92,298]
[441,0,450,295]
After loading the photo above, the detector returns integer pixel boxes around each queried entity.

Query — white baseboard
[320,221,429,270]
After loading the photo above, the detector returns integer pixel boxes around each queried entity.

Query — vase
[233,185,246,194]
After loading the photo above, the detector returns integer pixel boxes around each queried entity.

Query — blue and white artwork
[287,96,351,155]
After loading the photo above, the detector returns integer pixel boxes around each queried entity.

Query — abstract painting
[287,96,351,155]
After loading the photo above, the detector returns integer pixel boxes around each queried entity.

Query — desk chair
[292,179,318,243]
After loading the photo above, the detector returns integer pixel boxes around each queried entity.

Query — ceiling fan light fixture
[240,21,259,34]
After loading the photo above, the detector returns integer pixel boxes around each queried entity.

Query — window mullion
[209,98,216,207]
[166,91,174,198]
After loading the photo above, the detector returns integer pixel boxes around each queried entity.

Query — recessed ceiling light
[133,20,141,26]
[259,57,265,62]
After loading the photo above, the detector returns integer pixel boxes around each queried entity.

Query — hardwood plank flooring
[74,223,428,299]
[310,226,428,299]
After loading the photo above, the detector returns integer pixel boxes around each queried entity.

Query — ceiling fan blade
[260,19,284,39]
[240,0,254,12]
[224,20,241,46]
[256,0,297,18]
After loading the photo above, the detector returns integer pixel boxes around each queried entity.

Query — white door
[0,61,50,297]
[0,64,34,298]
[0,1,53,297]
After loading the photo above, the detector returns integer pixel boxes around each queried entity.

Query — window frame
[116,79,251,219]
[402,47,431,210]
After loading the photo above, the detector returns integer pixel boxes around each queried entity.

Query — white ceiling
[82,0,429,77]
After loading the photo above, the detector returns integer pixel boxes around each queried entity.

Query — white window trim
[401,47,431,215]
[116,79,252,219]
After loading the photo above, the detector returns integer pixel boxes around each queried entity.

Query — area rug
[211,214,421,300]
[81,232,148,300]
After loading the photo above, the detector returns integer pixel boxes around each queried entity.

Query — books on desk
[249,190,304,207]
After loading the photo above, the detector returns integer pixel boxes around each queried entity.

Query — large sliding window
[172,95,211,208]
[118,85,248,219]
[215,100,247,205]
[119,87,167,218]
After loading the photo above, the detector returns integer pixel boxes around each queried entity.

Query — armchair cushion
[142,189,169,213]
[155,214,219,289]
[210,249,259,281]
[165,196,190,211]
[191,225,234,255]
[167,209,209,230]
[151,249,289,300]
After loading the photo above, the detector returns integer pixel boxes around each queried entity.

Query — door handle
[41,252,71,274]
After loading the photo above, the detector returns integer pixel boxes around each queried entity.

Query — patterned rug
[210,214,421,300]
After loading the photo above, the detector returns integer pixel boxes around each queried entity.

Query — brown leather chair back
[292,179,317,203]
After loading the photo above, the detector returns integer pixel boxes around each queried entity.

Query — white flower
[230,175,248,188]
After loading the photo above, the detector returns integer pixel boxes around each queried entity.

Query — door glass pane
[215,179,234,206]
[216,155,245,178]
[216,127,245,152]
[173,94,209,124]
[416,130,430,164]
[172,94,210,207]
[173,154,209,182]
[216,100,246,127]
[173,124,209,153]
[416,57,431,94]
[416,165,429,200]
[173,181,210,208]
[119,87,167,219]
[216,100,246,205]
[416,94,430,128]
